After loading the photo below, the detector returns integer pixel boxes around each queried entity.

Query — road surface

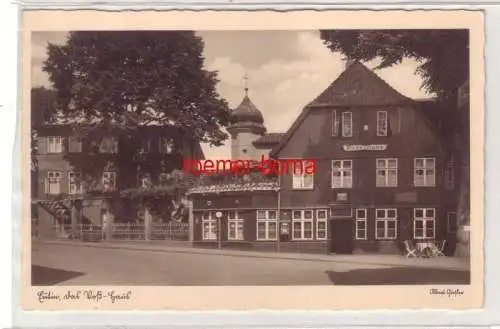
[31,242,470,286]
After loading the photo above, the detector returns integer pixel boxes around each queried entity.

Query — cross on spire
[243,73,249,96]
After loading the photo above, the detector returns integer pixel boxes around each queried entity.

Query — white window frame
[331,110,340,136]
[292,210,314,240]
[376,158,398,187]
[447,211,458,234]
[331,160,353,188]
[316,209,328,240]
[227,211,244,241]
[45,171,62,195]
[377,111,388,136]
[355,208,368,240]
[414,157,436,187]
[202,212,217,240]
[256,210,277,241]
[68,136,82,153]
[414,208,436,239]
[342,111,353,137]
[102,171,117,191]
[375,208,398,240]
[99,137,118,154]
[47,136,64,153]
[159,137,174,154]
[68,171,83,194]
[292,160,314,190]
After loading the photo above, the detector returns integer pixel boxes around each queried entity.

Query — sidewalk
[34,239,470,271]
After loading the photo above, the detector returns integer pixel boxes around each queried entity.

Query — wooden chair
[433,240,446,257]
[404,240,418,258]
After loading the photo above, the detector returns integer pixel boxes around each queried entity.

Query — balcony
[187,170,279,195]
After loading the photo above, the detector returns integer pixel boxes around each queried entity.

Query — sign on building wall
[342,144,388,152]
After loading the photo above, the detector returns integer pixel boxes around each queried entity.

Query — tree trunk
[455,127,470,259]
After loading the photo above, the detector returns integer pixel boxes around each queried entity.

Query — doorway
[329,218,354,254]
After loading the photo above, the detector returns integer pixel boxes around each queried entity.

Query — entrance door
[329,218,354,254]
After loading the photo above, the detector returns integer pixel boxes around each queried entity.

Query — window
[292,160,314,189]
[228,211,244,240]
[414,208,435,239]
[414,158,436,187]
[292,210,313,240]
[375,208,397,240]
[376,158,398,187]
[316,209,328,240]
[102,171,116,191]
[47,136,63,153]
[140,139,151,153]
[331,110,340,136]
[68,171,83,194]
[332,160,352,188]
[99,137,118,154]
[68,137,82,153]
[202,212,217,240]
[447,212,458,234]
[355,208,368,240]
[159,137,174,154]
[377,111,388,136]
[444,159,455,190]
[342,112,353,137]
[256,210,277,240]
[45,171,62,194]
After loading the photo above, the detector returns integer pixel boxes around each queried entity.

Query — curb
[34,239,470,271]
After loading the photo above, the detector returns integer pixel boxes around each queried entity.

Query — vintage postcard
[21,10,484,310]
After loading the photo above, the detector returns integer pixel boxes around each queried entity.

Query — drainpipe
[276,172,281,253]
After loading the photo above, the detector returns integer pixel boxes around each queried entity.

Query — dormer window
[377,111,388,136]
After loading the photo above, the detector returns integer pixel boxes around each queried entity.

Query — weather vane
[243,73,249,95]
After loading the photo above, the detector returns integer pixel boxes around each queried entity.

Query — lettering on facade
[342,144,388,152]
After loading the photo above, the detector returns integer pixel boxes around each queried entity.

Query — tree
[42,31,230,229]
[320,30,470,231]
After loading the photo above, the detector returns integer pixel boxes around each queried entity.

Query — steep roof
[252,132,284,147]
[309,61,411,107]
[270,61,415,158]
[229,94,265,124]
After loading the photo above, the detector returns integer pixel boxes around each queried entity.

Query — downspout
[276,168,281,253]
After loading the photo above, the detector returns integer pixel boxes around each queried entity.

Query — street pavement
[31,241,470,286]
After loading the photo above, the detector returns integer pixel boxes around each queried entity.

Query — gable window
[447,212,458,234]
[355,208,368,240]
[377,111,388,136]
[47,136,64,153]
[331,110,340,136]
[414,158,436,187]
[202,212,217,240]
[376,158,398,187]
[414,208,435,239]
[292,160,314,189]
[227,211,244,241]
[68,137,82,153]
[45,171,62,194]
[342,112,353,137]
[159,137,174,154]
[68,171,83,194]
[444,158,455,190]
[316,209,328,240]
[292,210,313,240]
[99,137,118,154]
[256,210,277,241]
[332,160,352,188]
[102,171,117,191]
[375,208,397,240]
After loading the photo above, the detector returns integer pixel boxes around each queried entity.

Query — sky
[31,31,430,160]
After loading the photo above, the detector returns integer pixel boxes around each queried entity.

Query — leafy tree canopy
[319,30,469,100]
[43,31,230,146]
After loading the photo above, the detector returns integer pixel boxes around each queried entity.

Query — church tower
[227,75,266,161]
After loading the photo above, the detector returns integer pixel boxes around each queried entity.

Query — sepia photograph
[22,10,484,310]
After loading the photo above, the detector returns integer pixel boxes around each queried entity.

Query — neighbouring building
[188,61,461,255]
[32,116,204,239]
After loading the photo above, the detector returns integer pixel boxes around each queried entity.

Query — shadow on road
[325,267,470,285]
[32,265,85,286]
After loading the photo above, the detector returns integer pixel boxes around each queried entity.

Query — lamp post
[215,211,222,249]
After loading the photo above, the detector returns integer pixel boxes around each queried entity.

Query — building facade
[189,61,461,255]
